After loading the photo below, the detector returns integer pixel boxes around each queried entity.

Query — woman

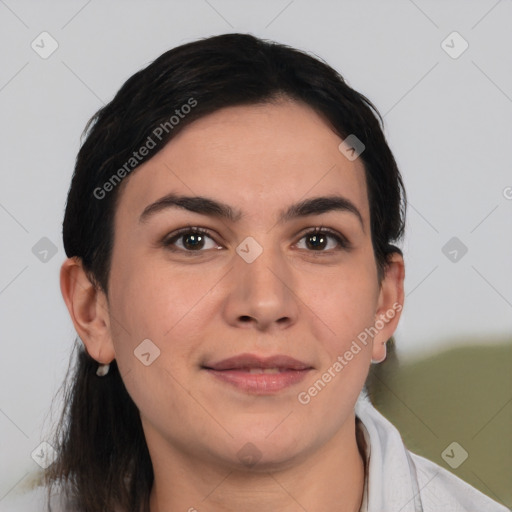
[18,33,508,511]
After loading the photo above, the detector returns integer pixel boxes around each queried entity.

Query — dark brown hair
[47,32,406,511]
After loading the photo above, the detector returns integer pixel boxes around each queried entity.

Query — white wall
[1,0,511,502]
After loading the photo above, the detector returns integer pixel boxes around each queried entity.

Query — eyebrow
[139,193,364,230]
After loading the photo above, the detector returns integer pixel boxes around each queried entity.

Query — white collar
[355,388,423,511]
[354,388,509,512]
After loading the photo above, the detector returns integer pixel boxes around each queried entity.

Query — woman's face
[103,99,403,471]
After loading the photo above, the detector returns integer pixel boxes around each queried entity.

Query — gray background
[1,0,511,503]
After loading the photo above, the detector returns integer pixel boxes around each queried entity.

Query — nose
[222,241,299,332]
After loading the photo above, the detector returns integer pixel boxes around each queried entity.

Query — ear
[59,257,115,364]
[371,252,405,363]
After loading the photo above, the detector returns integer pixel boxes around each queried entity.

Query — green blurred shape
[365,337,512,509]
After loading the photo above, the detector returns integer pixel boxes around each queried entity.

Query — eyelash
[161,226,351,254]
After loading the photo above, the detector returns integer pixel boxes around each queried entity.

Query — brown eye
[163,228,220,252]
[305,232,329,250]
[296,227,350,252]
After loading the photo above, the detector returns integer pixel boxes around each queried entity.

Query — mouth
[202,353,313,394]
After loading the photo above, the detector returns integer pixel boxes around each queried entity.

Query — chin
[223,423,314,472]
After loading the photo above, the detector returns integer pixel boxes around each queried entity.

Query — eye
[295,227,350,252]
[162,227,221,253]
[161,226,350,254]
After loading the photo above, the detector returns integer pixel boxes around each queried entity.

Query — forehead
[114,100,369,229]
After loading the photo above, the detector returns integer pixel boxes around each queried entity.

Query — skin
[60,99,405,512]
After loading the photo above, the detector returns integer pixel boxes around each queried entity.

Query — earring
[96,363,110,377]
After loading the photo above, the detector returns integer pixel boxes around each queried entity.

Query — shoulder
[355,389,510,512]
[408,451,510,512]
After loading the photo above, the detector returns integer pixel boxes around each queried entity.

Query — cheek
[301,271,377,406]
[109,259,204,339]
[106,264,208,427]
[311,264,379,342]
[107,259,219,389]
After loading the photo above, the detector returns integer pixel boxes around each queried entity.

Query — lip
[204,353,311,371]
[202,353,313,394]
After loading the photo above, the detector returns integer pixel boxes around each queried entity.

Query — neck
[148,412,366,512]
